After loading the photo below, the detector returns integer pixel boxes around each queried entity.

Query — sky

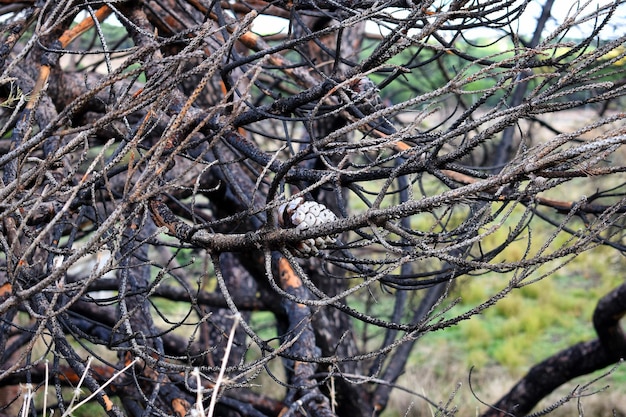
[251,0,626,40]
[523,0,626,39]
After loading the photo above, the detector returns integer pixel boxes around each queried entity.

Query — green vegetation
[395,229,626,415]
[367,36,626,109]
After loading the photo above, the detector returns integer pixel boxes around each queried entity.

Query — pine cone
[278,197,338,256]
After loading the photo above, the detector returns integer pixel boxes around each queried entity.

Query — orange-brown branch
[27,5,112,111]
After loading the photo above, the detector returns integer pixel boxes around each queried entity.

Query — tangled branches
[1,0,626,416]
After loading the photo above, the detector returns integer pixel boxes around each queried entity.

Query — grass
[383,237,626,416]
